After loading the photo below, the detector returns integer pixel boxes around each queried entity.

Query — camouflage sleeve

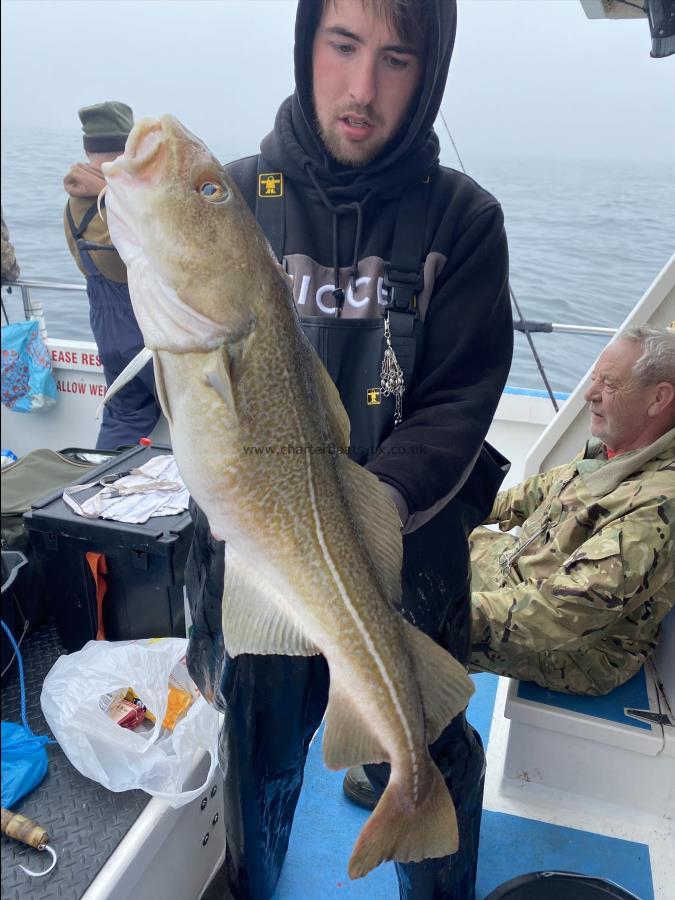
[486,461,572,530]
[472,497,675,652]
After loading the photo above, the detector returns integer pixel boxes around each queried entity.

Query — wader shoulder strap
[66,198,111,277]
[66,199,100,241]
[384,177,431,389]
[76,241,117,252]
[255,154,285,263]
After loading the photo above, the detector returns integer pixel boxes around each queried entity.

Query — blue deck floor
[273,674,654,899]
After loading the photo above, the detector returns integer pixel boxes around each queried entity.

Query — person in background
[470,326,675,696]
[1,207,20,283]
[185,1,513,898]
[63,101,160,449]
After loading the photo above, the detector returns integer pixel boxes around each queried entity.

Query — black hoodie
[226,0,513,533]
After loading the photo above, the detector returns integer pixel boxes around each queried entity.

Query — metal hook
[18,843,58,878]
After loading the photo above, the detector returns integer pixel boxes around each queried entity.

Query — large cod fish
[102,115,474,879]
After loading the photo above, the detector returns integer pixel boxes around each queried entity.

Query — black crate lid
[23,444,193,555]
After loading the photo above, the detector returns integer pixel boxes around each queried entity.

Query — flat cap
[78,101,133,153]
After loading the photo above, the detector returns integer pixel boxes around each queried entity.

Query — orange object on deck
[85,551,108,640]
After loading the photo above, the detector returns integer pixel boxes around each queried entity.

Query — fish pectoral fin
[152,352,172,426]
[204,349,237,417]
[337,458,403,606]
[322,683,388,771]
[221,545,320,657]
[402,620,474,744]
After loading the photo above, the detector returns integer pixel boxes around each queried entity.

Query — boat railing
[514,320,615,336]
[524,251,675,477]
[1,276,87,341]
[3,275,621,339]
[2,276,626,414]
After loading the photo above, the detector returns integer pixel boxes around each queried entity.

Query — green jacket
[470,428,675,695]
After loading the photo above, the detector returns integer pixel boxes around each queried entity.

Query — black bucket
[1,550,28,681]
[485,871,641,900]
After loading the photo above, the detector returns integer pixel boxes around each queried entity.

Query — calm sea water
[2,128,673,394]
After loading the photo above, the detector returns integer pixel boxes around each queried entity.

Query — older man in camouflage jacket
[470,325,675,695]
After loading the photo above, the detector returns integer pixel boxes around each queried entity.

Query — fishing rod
[438,109,562,413]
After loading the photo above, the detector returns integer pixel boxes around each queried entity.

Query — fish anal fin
[222,545,320,657]
[337,458,403,607]
[322,682,388,771]
[402,620,474,744]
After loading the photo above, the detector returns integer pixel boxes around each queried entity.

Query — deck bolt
[212,813,219,826]
[200,797,208,810]
[203,833,210,846]
[211,785,217,798]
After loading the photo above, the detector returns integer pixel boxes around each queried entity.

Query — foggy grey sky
[2,0,674,165]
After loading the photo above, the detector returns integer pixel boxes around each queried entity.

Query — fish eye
[199,181,228,203]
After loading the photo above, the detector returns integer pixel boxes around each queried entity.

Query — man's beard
[315,118,374,168]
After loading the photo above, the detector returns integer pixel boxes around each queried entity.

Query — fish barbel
[102,115,474,879]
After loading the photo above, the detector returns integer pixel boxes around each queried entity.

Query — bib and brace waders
[66,200,161,450]
[185,158,509,899]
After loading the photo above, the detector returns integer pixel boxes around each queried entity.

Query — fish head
[102,114,274,351]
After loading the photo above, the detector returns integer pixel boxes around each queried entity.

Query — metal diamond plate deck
[1,620,150,900]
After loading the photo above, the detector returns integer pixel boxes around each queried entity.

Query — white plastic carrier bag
[40,637,221,808]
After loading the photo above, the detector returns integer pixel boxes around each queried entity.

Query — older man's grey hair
[621,325,675,387]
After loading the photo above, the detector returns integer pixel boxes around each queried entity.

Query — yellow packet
[125,685,193,730]
[162,685,194,730]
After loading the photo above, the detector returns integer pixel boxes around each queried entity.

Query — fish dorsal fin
[401,620,474,743]
[309,350,401,603]
[311,351,350,449]
[221,544,320,657]
[322,681,388,770]
[337,458,403,607]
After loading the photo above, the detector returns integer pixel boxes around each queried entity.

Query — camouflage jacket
[469,428,675,695]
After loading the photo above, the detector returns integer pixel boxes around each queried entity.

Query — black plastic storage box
[24,443,194,652]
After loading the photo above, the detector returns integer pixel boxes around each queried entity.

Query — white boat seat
[502,648,675,818]
[653,605,675,712]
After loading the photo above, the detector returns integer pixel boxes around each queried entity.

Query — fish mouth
[102,117,168,181]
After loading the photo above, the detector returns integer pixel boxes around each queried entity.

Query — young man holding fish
[99,0,511,891]
[180,1,513,896]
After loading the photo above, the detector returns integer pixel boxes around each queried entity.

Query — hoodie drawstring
[331,214,344,314]
[304,162,373,317]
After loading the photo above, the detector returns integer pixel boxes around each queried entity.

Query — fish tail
[347,763,458,880]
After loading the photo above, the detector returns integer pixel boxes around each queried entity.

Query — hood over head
[261,0,457,203]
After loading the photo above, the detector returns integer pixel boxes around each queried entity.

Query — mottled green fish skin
[102,115,473,879]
